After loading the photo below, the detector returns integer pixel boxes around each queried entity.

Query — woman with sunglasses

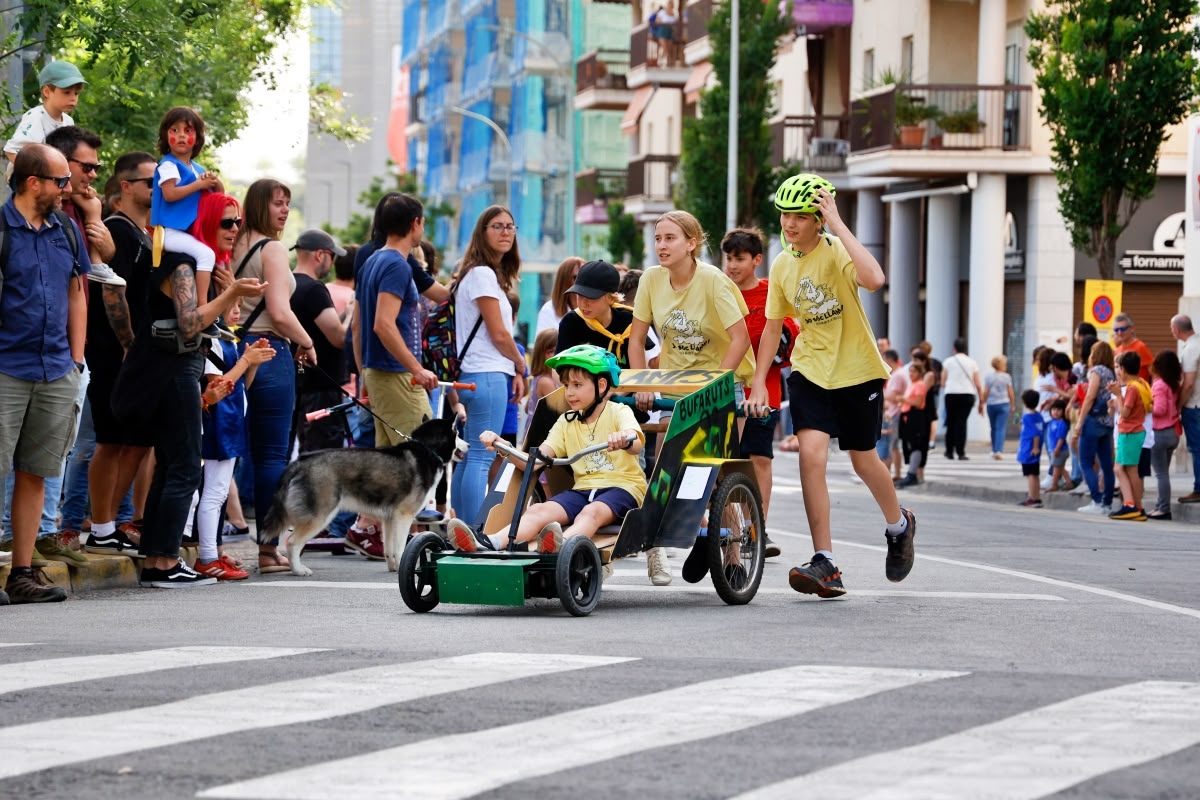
[230,178,312,574]
[449,205,527,526]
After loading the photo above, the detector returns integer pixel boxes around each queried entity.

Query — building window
[311,5,343,87]
[863,49,875,88]
[900,36,913,80]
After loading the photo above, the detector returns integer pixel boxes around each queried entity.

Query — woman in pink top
[1148,350,1182,519]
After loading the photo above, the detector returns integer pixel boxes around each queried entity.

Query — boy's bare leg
[848,448,903,523]
[795,429,834,552]
[563,502,616,541]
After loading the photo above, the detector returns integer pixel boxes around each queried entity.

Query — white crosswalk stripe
[0,642,35,648]
[732,681,1200,800]
[198,665,963,800]
[0,652,633,780]
[0,646,324,695]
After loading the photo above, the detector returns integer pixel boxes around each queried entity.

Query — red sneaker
[194,557,249,581]
[345,527,385,561]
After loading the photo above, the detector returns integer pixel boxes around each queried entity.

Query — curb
[911,481,1200,523]
[0,546,203,596]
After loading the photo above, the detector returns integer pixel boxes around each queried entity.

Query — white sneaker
[1040,477,1052,490]
[87,262,127,287]
[1077,501,1107,515]
[646,546,671,586]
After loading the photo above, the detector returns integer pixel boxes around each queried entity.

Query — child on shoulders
[4,61,86,176]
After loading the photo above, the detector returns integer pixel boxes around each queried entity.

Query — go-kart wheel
[399,531,445,613]
[555,536,603,617]
[706,472,765,605]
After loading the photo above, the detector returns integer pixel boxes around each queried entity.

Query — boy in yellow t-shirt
[447,345,645,555]
[745,173,917,599]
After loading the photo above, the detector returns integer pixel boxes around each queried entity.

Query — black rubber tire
[399,531,445,613]
[706,472,766,605]
[555,536,603,617]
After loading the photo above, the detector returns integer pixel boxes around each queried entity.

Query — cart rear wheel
[399,531,445,613]
[556,536,603,616]
[706,473,765,605]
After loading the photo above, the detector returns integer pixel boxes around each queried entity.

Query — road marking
[0,643,35,648]
[0,646,324,695]
[732,681,1200,800]
[0,652,632,780]
[243,581,1065,602]
[200,664,963,800]
[773,529,1200,621]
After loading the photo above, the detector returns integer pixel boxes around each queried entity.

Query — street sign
[1083,279,1122,334]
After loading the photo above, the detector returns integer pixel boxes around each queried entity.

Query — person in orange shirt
[1111,313,1153,382]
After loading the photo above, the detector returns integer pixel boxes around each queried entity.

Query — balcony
[575,49,633,111]
[847,84,1034,176]
[627,22,691,89]
[792,1,853,34]
[624,154,678,219]
[575,167,627,224]
[770,115,851,172]
[684,0,713,65]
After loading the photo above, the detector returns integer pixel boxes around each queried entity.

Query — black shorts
[739,410,779,459]
[787,372,884,452]
[1021,462,1040,477]
[1138,447,1151,478]
[88,367,154,448]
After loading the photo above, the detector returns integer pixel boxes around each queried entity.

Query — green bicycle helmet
[546,344,621,388]
[774,173,835,214]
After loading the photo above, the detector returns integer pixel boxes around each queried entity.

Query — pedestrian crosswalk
[1,644,1197,799]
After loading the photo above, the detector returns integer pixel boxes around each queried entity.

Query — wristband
[74,360,85,373]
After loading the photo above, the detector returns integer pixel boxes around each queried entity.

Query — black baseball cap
[565,260,620,299]
[290,229,347,256]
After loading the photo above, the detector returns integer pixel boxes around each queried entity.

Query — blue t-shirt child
[1017,410,1045,465]
[1046,417,1068,460]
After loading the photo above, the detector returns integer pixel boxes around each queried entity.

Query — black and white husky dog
[258,418,465,576]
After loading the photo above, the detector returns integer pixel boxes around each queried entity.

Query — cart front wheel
[399,531,445,612]
[707,473,765,605]
[556,536,603,616]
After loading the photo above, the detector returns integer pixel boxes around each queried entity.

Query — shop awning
[683,62,714,103]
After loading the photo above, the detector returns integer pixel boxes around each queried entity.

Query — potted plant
[939,106,986,148]
[894,92,940,147]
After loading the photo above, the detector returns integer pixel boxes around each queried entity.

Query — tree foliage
[1026,0,1199,279]
[606,201,643,269]
[679,1,792,249]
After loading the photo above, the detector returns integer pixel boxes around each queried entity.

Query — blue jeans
[243,335,296,534]
[1181,407,1200,493]
[1078,415,1115,506]
[451,371,509,526]
[60,395,96,530]
[986,403,1009,454]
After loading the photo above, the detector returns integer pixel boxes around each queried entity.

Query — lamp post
[726,0,739,233]
[446,104,513,208]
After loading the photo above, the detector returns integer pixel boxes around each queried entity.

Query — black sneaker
[764,535,782,559]
[84,529,140,555]
[0,587,9,605]
[5,568,67,603]
[788,554,846,598]
[895,475,920,489]
[884,508,917,583]
[139,560,218,588]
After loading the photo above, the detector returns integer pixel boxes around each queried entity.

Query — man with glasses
[44,125,122,286]
[1111,313,1152,382]
[0,144,94,604]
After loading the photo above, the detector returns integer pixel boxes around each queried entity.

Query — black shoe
[895,475,919,489]
[0,587,9,605]
[5,568,67,603]
[788,554,846,598]
[139,560,218,588]
[1146,510,1173,521]
[884,508,917,583]
[764,535,781,559]
[84,529,140,555]
[957,453,969,460]
[944,452,955,460]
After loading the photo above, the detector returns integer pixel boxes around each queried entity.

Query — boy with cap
[556,259,646,369]
[5,61,87,177]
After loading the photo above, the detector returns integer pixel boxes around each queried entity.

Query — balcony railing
[849,84,1033,153]
[771,115,851,171]
[576,50,630,94]
[576,168,628,209]
[626,154,678,202]
[685,0,713,44]
[631,21,685,70]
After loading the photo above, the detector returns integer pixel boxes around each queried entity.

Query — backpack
[422,280,483,382]
[0,208,82,327]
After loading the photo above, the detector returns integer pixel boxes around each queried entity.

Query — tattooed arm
[101,285,134,350]
[166,260,266,340]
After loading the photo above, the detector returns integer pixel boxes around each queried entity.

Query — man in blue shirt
[0,143,92,604]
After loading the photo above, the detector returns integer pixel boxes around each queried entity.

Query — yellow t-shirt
[766,235,890,390]
[543,400,647,504]
[632,261,755,385]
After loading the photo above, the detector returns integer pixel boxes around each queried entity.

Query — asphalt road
[1,456,1198,799]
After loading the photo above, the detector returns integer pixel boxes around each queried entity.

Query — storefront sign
[1119,211,1186,275]
[1004,211,1024,273]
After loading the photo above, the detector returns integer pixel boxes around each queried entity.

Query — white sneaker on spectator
[1077,501,1107,515]
[87,263,126,287]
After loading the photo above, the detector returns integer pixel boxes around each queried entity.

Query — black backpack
[0,208,83,327]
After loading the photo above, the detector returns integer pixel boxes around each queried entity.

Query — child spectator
[447,345,644,560]
[4,61,86,176]
[1045,399,1070,491]
[152,107,223,302]
[1108,351,1151,520]
[1148,349,1182,520]
[526,328,561,416]
[1017,389,1045,507]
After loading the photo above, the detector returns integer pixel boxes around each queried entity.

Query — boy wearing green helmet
[446,344,645,556]
[744,173,917,599]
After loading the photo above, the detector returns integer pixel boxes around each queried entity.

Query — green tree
[1026,1,1199,279]
[679,1,792,247]
[3,1,366,162]
[606,201,643,269]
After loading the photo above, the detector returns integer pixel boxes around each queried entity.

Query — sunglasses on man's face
[69,158,102,174]
[37,174,72,189]
[126,177,154,188]
[1112,326,1129,334]
[218,217,243,230]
